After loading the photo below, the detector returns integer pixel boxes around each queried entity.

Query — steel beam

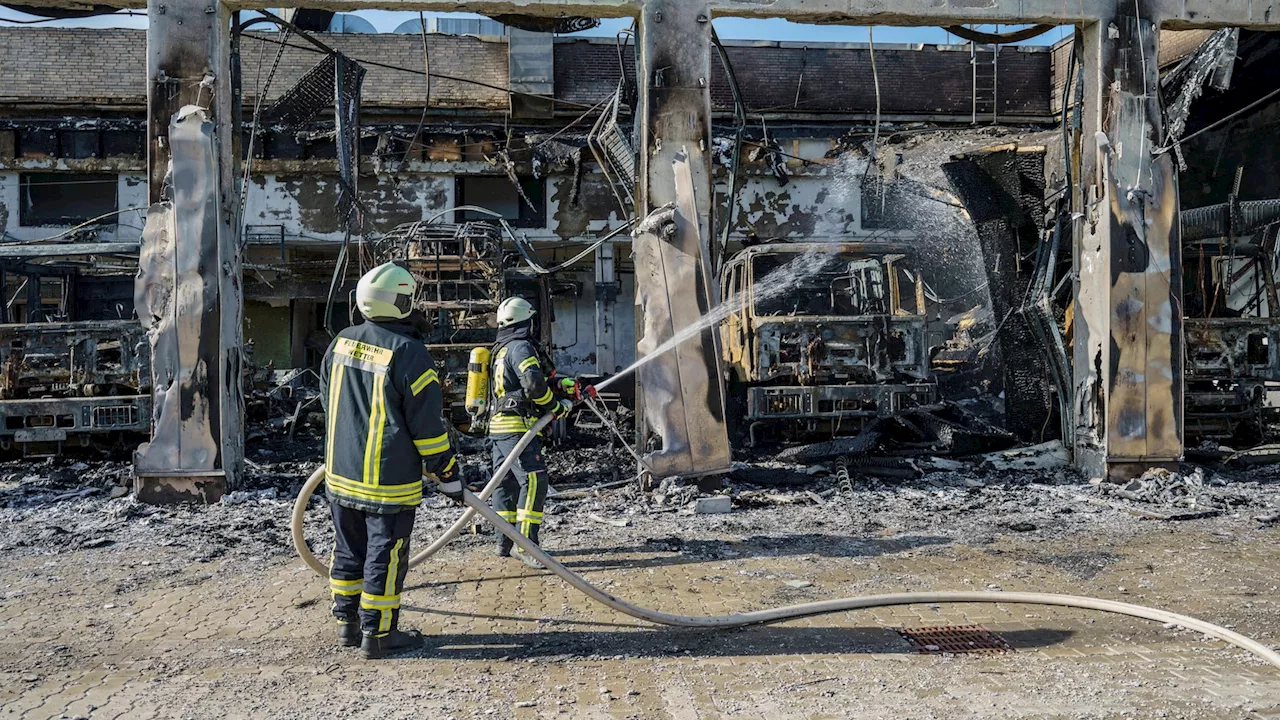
[134,0,243,503]
[0,243,141,258]
[23,0,1280,30]
[594,241,617,376]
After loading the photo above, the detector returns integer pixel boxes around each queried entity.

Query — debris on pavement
[693,496,733,514]
[1096,466,1247,513]
[979,441,1070,471]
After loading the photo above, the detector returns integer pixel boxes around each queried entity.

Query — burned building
[0,25,1063,453]
[2,20,1276,468]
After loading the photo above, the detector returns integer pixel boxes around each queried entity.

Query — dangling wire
[237,26,292,248]
[401,11,432,166]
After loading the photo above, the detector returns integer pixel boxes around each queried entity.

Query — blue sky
[0,7,1072,45]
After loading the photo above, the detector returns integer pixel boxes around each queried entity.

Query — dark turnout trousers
[490,434,549,543]
[329,501,414,636]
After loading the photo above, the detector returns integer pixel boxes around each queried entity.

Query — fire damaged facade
[0,21,1277,466]
[0,26,1059,454]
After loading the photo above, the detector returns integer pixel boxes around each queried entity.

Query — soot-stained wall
[243,173,453,240]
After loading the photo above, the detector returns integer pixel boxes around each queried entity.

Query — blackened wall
[556,39,1054,119]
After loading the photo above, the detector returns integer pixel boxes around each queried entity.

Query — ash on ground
[2,420,1278,593]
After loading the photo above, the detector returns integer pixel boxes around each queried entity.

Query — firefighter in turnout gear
[489,297,574,569]
[320,262,464,659]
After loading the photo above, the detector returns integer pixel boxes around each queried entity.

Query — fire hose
[291,413,1280,670]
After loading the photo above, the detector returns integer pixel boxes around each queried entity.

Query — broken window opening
[751,254,893,318]
[19,173,118,227]
[456,176,546,229]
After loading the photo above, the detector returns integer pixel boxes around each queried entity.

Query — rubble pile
[2,406,1278,576]
[1096,466,1250,512]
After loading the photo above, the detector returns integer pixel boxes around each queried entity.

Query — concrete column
[135,0,243,502]
[632,0,731,485]
[594,241,617,375]
[1072,4,1182,480]
[290,300,316,369]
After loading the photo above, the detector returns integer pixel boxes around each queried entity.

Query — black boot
[513,525,546,570]
[496,534,514,558]
[361,628,425,660]
[337,621,361,648]
[513,547,546,570]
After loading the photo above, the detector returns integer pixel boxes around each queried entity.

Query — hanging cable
[1133,0,1149,189]
[0,10,144,23]
[323,229,351,337]
[942,24,1055,44]
[236,24,292,248]
[712,25,748,263]
[2,207,147,245]
[1155,85,1280,156]
[522,221,637,275]
[421,205,634,276]
[401,11,432,166]
[864,27,883,192]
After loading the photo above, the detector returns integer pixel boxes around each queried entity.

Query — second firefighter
[488,297,574,569]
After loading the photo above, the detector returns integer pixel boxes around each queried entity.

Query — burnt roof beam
[15,0,1280,29]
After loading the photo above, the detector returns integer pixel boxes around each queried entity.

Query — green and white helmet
[496,297,535,328]
[356,262,416,320]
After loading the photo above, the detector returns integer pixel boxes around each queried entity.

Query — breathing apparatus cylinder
[465,346,492,430]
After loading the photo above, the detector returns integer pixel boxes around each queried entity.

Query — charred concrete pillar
[135,0,243,503]
[1073,4,1183,480]
[632,0,731,484]
[594,241,617,375]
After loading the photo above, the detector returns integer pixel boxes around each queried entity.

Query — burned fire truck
[718,242,936,444]
[0,259,150,456]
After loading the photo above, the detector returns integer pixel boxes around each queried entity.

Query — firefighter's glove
[431,467,466,504]
[552,398,574,421]
[558,377,580,398]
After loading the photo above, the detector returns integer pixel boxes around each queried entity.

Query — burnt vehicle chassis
[0,320,151,455]
[1181,226,1280,442]
[374,220,561,431]
[719,242,936,445]
[1185,318,1280,440]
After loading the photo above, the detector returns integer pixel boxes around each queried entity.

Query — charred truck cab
[719,242,936,444]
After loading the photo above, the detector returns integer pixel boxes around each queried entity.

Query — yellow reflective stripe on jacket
[363,373,388,486]
[334,338,393,368]
[532,388,554,406]
[518,355,540,372]
[410,368,438,396]
[325,363,345,476]
[325,473,423,503]
[413,433,451,456]
[490,414,536,433]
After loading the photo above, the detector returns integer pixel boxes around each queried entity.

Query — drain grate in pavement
[898,624,1014,654]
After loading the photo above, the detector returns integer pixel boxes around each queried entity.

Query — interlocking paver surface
[2,494,1278,719]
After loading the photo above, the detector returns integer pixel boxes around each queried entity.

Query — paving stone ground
[2,508,1278,719]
